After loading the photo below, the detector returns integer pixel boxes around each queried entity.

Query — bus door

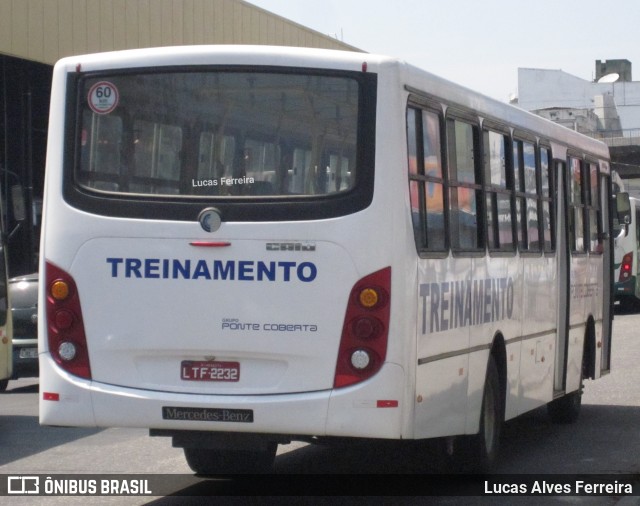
[600,171,613,374]
[554,160,570,393]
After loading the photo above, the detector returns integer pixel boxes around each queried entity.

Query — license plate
[180,360,240,382]
[19,347,38,359]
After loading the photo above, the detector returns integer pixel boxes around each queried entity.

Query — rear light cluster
[619,252,633,282]
[46,261,92,379]
[334,267,391,388]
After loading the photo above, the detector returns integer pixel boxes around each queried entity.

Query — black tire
[456,356,502,472]
[0,378,8,392]
[183,444,277,475]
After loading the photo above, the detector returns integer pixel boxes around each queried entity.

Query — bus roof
[57,44,610,163]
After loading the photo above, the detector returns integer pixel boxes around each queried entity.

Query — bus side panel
[566,255,594,391]
[466,255,524,427]
[503,341,522,421]
[515,255,557,416]
[414,256,470,439]
[565,325,586,393]
[517,332,556,415]
[415,355,470,438]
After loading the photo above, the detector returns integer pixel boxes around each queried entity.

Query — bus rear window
[76,71,361,199]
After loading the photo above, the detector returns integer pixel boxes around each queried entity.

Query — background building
[515,64,640,138]
[516,60,640,195]
[0,0,359,276]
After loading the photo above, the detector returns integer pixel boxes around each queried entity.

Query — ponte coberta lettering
[420,277,514,334]
[106,257,317,282]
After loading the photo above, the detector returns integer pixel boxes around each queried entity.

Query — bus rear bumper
[39,356,406,440]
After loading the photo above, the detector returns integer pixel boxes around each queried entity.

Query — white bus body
[39,46,613,472]
[614,196,640,309]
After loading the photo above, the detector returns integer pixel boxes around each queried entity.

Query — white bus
[614,195,640,310]
[40,46,616,473]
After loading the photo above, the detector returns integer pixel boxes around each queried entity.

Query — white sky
[247,0,640,102]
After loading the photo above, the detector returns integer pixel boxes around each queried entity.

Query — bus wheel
[457,355,502,472]
[183,444,277,475]
[0,379,7,392]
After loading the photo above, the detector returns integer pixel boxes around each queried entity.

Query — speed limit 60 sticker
[88,81,119,114]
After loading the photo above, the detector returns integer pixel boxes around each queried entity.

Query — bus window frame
[539,145,556,255]
[406,100,450,258]
[585,159,603,255]
[481,123,516,256]
[513,134,543,256]
[567,153,588,256]
[446,111,485,256]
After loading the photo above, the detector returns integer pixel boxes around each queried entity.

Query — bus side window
[569,157,586,253]
[587,162,602,253]
[540,148,555,252]
[483,129,514,252]
[513,139,540,252]
[447,118,482,251]
[407,107,446,253]
[523,141,540,251]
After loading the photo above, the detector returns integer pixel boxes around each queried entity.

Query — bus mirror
[616,192,631,226]
[11,185,26,223]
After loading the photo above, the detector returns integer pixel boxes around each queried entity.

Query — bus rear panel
[39,47,412,447]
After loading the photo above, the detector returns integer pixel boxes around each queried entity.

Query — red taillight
[334,267,391,388]
[619,252,634,281]
[46,261,92,379]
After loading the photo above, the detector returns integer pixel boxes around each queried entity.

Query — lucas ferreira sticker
[87,81,119,115]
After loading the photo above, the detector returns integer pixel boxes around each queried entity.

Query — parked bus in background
[614,194,640,311]
[40,46,619,473]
